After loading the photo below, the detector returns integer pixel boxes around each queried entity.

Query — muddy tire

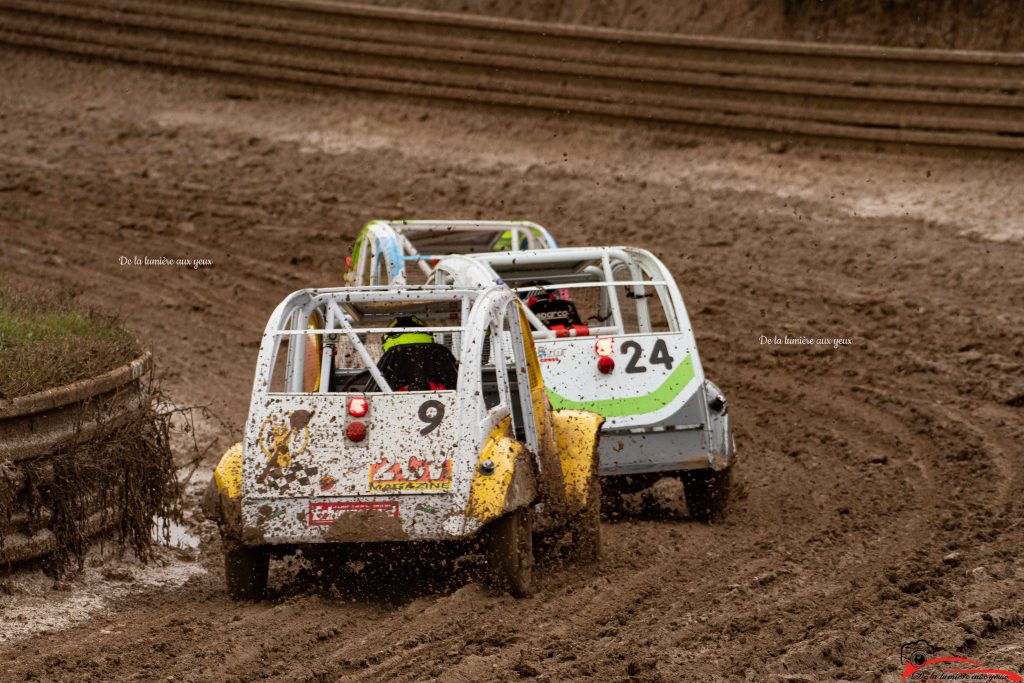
[600,479,628,518]
[682,467,731,523]
[484,507,534,597]
[566,476,602,563]
[224,544,269,601]
[600,474,655,518]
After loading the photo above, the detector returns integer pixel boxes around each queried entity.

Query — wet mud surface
[0,48,1023,682]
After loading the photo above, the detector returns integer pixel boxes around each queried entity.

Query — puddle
[0,551,206,644]
[152,517,201,550]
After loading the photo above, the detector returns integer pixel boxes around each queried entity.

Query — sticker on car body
[368,456,453,492]
[308,500,400,525]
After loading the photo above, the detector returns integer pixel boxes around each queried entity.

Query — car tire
[682,467,732,523]
[224,543,269,601]
[600,474,654,518]
[484,507,534,597]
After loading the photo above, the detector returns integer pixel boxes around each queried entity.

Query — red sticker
[308,501,399,526]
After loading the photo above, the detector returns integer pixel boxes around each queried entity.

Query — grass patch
[0,281,140,399]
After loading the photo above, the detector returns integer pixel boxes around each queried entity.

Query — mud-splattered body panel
[240,392,476,543]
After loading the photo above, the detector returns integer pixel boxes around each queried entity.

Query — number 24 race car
[433,246,736,521]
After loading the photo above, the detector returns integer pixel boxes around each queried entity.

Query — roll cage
[345,220,558,286]
[250,285,543,452]
[432,247,693,342]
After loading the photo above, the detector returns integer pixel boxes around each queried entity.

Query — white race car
[432,247,735,521]
[203,284,602,599]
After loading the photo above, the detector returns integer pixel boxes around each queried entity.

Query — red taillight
[347,396,368,417]
[597,356,615,374]
[346,421,367,442]
[595,337,614,357]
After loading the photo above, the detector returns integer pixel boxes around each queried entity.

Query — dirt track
[1,47,1023,682]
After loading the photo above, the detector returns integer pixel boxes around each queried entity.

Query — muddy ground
[1,47,1023,682]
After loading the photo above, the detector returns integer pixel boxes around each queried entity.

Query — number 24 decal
[620,339,675,374]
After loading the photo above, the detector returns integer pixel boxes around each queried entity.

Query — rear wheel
[224,543,269,601]
[682,467,732,523]
[484,508,534,597]
[600,474,655,518]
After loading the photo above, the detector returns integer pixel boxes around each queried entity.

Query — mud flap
[551,409,604,515]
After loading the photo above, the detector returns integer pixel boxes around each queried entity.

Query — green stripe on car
[546,355,695,417]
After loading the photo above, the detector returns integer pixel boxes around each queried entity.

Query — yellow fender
[551,410,604,515]
[213,442,243,499]
[202,442,244,535]
[467,419,537,524]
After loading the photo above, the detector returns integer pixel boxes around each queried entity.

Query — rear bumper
[239,495,481,545]
[596,378,735,477]
[597,417,733,476]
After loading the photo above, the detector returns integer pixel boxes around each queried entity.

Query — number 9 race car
[432,247,735,522]
[203,284,603,599]
[344,220,558,287]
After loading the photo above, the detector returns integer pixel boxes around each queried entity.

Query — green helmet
[382,316,434,352]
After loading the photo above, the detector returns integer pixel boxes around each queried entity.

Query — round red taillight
[346,421,367,442]
[597,356,615,374]
[347,396,368,417]
[595,337,614,357]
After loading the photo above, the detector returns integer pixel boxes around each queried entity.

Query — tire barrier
[0,351,161,566]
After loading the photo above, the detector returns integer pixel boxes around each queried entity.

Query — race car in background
[432,247,735,522]
[344,220,557,286]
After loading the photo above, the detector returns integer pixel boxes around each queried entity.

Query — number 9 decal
[418,399,445,436]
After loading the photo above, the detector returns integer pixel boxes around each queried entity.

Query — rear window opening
[434,250,680,339]
[267,300,465,395]
[513,281,675,338]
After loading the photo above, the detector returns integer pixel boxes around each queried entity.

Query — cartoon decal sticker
[308,501,400,525]
[258,410,313,467]
[319,475,337,492]
[368,456,453,492]
[256,410,318,490]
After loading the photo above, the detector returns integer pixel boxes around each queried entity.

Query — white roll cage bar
[250,285,541,449]
[348,220,558,286]
[433,247,690,340]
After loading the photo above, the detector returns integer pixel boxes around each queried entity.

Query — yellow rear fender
[213,442,243,499]
[202,442,244,536]
[552,410,604,514]
[467,420,537,525]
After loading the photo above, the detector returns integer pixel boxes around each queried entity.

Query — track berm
[2,0,1024,150]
